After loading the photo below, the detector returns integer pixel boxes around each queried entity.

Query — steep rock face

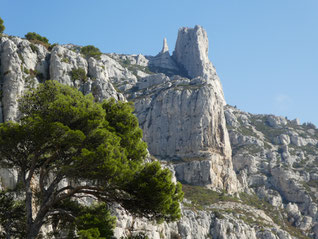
[50,45,124,101]
[0,38,124,125]
[131,26,239,193]
[173,25,213,79]
[0,36,49,122]
[225,105,318,238]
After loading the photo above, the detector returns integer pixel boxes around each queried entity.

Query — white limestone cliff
[132,26,239,193]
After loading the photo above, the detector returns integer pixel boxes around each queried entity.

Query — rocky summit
[0,26,317,238]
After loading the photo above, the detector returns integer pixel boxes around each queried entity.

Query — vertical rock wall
[133,26,239,193]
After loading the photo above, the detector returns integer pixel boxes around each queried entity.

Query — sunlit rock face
[133,25,239,193]
[0,37,123,122]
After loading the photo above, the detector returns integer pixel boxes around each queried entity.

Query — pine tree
[0,80,183,238]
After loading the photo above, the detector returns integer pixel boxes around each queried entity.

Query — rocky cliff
[0,26,316,238]
[0,25,239,194]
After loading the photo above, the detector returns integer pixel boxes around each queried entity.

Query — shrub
[80,45,102,59]
[75,203,116,239]
[71,67,87,82]
[29,43,39,53]
[0,17,5,34]
[25,32,49,43]
[48,43,58,51]
[182,184,238,207]
[23,67,29,74]
[25,32,50,49]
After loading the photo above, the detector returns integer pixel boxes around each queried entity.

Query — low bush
[0,17,5,34]
[71,68,87,82]
[182,184,238,207]
[25,32,50,49]
[80,45,102,59]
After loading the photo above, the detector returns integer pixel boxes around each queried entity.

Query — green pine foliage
[0,191,26,238]
[78,228,104,239]
[76,203,116,239]
[0,17,5,34]
[48,200,115,238]
[25,32,49,43]
[0,80,183,238]
[81,45,102,59]
[25,32,50,49]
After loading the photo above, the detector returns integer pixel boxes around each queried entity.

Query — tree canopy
[0,81,183,238]
[80,45,102,59]
[0,17,5,34]
[25,32,50,49]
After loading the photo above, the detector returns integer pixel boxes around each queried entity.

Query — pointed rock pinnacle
[160,38,169,54]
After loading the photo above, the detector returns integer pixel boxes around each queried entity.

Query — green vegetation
[48,200,115,238]
[25,32,49,44]
[18,53,25,64]
[0,191,26,238]
[302,181,317,202]
[22,67,43,80]
[48,43,58,51]
[0,81,183,238]
[249,116,286,142]
[0,17,5,34]
[289,144,318,158]
[243,145,263,155]
[62,57,69,63]
[76,203,116,239]
[23,67,29,74]
[239,193,273,211]
[236,125,258,138]
[71,67,87,82]
[81,45,102,59]
[29,43,39,53]
[182,184,238,209]
[25,32,50,49]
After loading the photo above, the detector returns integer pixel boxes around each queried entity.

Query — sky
[1,0,318,125]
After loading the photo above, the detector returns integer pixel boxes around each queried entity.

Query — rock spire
[135,26,239,193]
[173,25,213,79]
[160,37,169,53]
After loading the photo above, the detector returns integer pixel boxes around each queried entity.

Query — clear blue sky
[1,0,318,125]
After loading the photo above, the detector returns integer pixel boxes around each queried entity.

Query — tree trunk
[26,222,43,239]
